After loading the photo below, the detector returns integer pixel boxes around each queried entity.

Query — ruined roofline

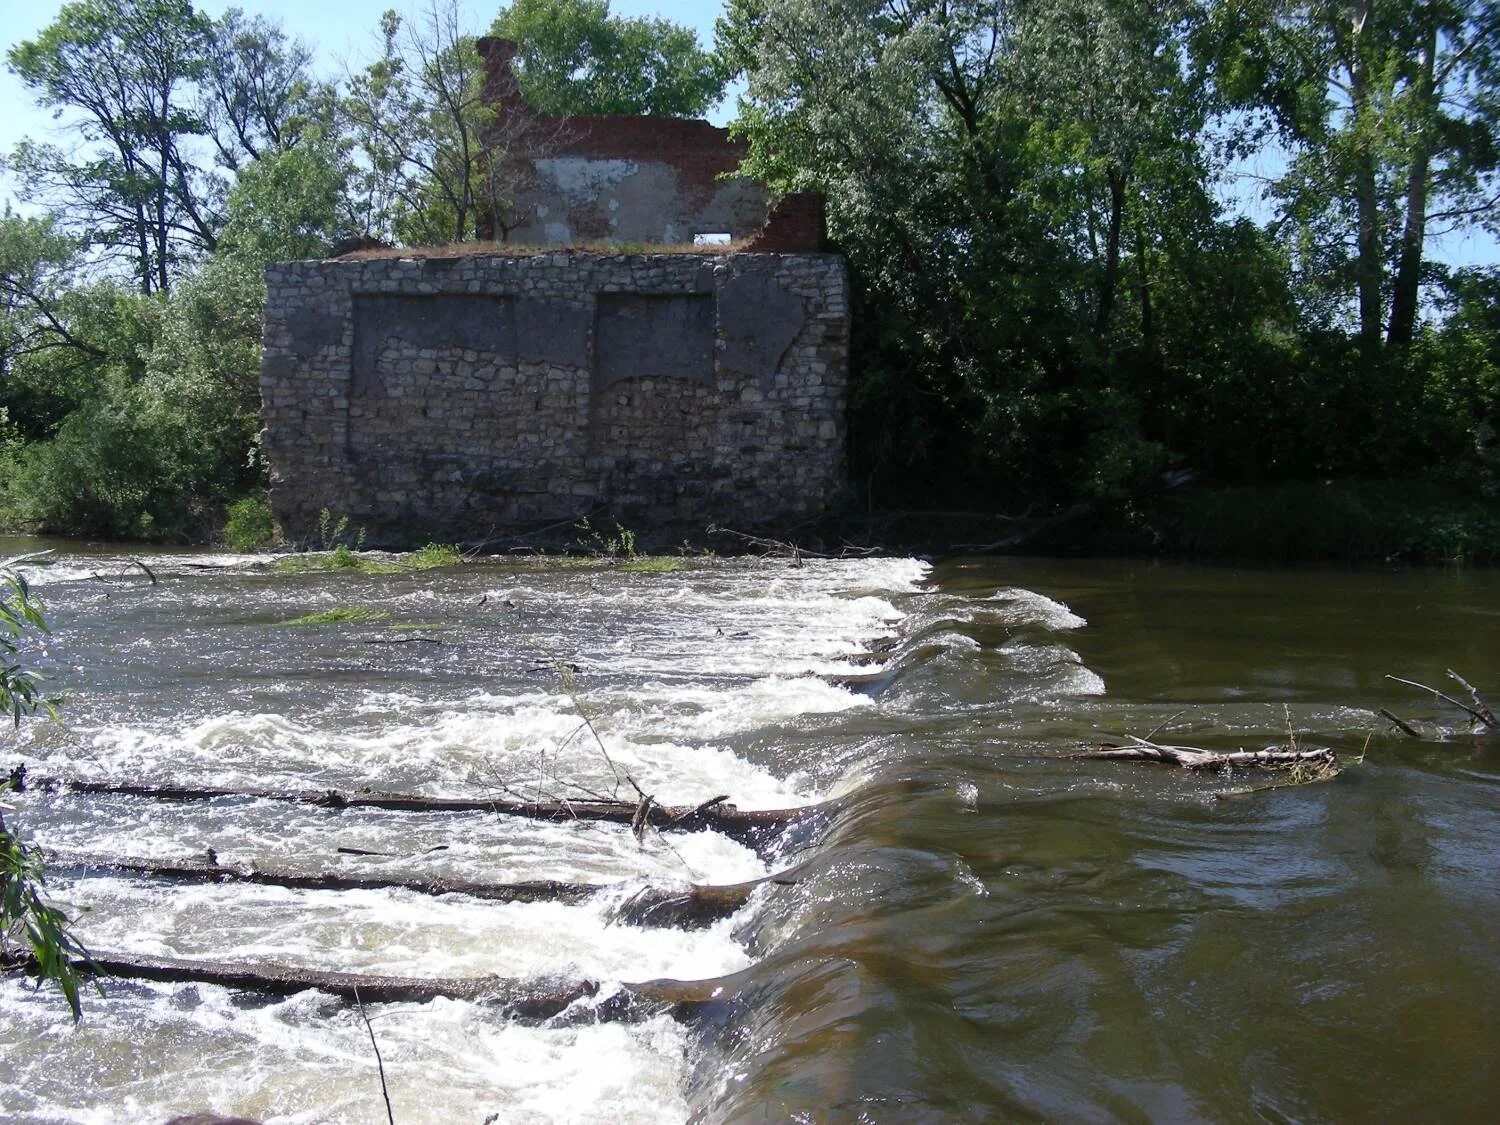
[325,237,844,263]
[473,36,827,253]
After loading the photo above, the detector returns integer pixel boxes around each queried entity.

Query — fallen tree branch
[1378,708,1422,739]
[706,525,831,559]
[1077,735,1336,771]
[1,947,714,1022]
[1386,673,1497,730]
[44,851,762,928]
[1447,668,1497,728]
[26,773,815,851]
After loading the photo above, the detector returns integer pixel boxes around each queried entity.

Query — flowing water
[1,542,1498,1122]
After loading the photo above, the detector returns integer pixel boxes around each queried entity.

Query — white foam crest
[997,639,1107,698]
[56,877,750,983]
[455,676,870,742]
[75,693,814,809]
[0,979,693,1124]
[984,588,1088,630]
[10,551,278,587]
[29,797,770,887]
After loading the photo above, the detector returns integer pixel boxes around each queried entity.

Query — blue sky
[0,0,1495,268]
[0,0,731,210]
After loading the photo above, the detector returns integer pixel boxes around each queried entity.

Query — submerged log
[1077,735,1337,771]
[27,773,815,851]
[45,851,764,928]
[2,948,715,1022]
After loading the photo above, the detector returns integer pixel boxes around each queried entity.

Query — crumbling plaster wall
[259,252,849,544]
[475,37,819,250]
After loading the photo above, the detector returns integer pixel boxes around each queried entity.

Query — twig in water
[352,984,396,1125]
[1142,711,1185,743]
[1447,669,1498,728]
[128,558,157,585]
[1078,733,1337,772]
[554,663,627,798]
[1377,708,1422,739]
[1386,674,1496,730]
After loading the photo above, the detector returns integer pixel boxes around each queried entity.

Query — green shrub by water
[223,495,277,550]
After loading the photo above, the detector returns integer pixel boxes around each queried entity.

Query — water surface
[1,544,1497,1122]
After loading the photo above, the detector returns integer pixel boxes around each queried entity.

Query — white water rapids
[1,554,952,1123]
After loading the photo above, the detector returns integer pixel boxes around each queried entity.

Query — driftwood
[26,773,814,851]
[1078,735,1337,771]
[1387,671,1498,731]
[45,851,765,928]
[706,525,829,560]
[1,948,714,1022]
[1378,708,1423,739]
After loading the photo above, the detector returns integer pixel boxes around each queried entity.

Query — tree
[343,2,496,244]
[201,8,336,173]
[491,0,726,117]
[6,0,217,294]
[1204,0,1500,350]
[1009,0,1216,345]
[0,211,104,369]
[6,0,326,294]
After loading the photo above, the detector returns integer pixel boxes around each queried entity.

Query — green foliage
[1148,481,1500,563]
[1197,0,1500,349]
[409,542,464,569]
[275,606,391,626]
[492,0,725,117]
[273,538,463,575]
[1,813,91,1020]
[0,569,89,1018]
[217,137,350,263]
[0,572,56,727]
[223,494,278,550]
[574,517,637,559]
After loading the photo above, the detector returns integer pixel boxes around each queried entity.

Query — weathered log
[1077,735,1337,770]
[26,773,816,850]
[44,851,764,928]
[1,948,713,1022]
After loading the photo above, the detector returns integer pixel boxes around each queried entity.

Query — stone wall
[260,251,849,544]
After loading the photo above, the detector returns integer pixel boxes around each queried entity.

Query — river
[1,542,1497,1122]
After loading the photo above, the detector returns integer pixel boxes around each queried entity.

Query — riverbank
[5,476,1496,566]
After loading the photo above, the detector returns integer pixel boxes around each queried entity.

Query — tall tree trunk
[1387,12,1437,349]
[1135,228,1154,342]
[1095,165,1127,339]
[1348,1,1383,352]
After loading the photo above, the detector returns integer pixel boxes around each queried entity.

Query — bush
[223,494,278,550]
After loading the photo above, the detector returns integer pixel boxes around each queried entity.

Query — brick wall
[475,37,822,252]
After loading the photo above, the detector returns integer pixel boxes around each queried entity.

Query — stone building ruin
[259,38,848,546]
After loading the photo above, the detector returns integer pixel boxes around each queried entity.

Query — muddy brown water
[0,542,1496,1122]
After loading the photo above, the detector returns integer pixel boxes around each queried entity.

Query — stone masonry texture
[260,252,850,545]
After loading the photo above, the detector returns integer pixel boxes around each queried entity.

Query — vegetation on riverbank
[0,0,1495,562]
[274,542,465,575]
